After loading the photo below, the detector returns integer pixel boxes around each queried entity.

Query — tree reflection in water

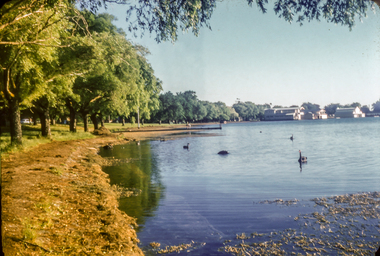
[100,141,164,232]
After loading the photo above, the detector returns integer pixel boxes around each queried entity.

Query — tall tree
[372,99,380,112]
[302,102,320,112]
[324,103,342,115]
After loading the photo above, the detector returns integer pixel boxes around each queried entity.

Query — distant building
[264,107,304,121]
[302,109,328,120]
[365,112,380,117]
[335,107,365,118]
[302,112,315,120]
[316,109,328,119]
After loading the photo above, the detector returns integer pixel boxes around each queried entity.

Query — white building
[264,107,304,121]
[302,109,328,120]
[335,107,365,118]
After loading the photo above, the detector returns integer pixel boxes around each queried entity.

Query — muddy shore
[1,126,203,255]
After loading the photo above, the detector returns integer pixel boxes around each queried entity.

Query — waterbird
[103,144,113,150]
[290,134,294,141]
[136,141,140,146]
[183,143,190,149]
[298,150,307,163]
[218,150,229,155]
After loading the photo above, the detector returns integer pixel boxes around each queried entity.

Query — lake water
[100,118,380,255]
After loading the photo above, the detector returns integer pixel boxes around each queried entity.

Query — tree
[229,107,239,121]
[157,91,185,123]
[2,0,379,43]
[75,0,380,42]
[177,91,200,122]
[232,101,259,121]
[324,103,342,115]
[301,102,320,112]
[361,105,370,114]
[372,99,380,112]
[343,102,361,108]
[130,45,162,124]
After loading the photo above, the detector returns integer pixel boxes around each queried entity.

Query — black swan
[103,144,113,150]
[298,150,307,163]
[218,150,229,155]
[183,143,190,149]
[290,134,294,141]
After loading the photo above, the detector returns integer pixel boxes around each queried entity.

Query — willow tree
[2,0,379,43]
[129,45,162,124]
[80,0,378,43]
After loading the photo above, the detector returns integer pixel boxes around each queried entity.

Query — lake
[100,118,380,255]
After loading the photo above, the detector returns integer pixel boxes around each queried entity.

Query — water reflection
[99,141,165,231]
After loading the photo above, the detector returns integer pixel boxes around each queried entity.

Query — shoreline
[1,126,200,255]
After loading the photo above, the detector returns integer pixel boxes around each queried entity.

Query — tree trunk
[69,107,76,132]
[50,117,56,125]
[38,109,51,137]
[82,112,88,132]
[3,68,22,145]
[90,113,99,130]
[100,113,104,127]
[32,97,51,137]
[122,118,125,126]
[8,98,22,145]
[33,112,38,125]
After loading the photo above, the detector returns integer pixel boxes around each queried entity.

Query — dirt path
[1,126,203,255]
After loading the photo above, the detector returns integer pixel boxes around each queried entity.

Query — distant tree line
[149,91,238,123]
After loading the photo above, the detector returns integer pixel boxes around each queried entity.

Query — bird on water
[298,150,307,163]
[290,134,294,141]
[183,143,190,149]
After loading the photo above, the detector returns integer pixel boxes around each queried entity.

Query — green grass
[49,167,63,176]
[0,124,95,155]
[0,122,181,156]
[22,218,37,241]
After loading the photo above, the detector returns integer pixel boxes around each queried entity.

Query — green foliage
[372,99,380,112]
[65,12,161,129]
[22,218,36,241]
[324,103,342,115]
[0,124,95,155]
[232,101,260,121]
[151,90,240,123]
[301,102,320,112]
[361,105,370,114]
[74,0,377,43]
[342,102,361,108]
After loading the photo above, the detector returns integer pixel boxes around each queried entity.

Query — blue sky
[101,1,380,108]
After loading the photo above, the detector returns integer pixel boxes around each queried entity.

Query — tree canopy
[95,0,379,42]
[2,0,375,43]
[0,2,162,144]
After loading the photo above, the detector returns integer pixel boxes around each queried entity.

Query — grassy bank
[1,135,145,255]
[0,122,178,156]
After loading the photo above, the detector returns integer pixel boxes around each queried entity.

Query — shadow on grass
[0,124,95,155]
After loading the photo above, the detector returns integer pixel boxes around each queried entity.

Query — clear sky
[101,1,380,108]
